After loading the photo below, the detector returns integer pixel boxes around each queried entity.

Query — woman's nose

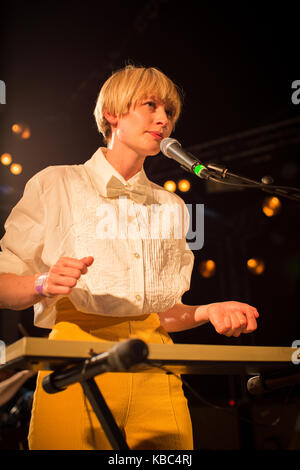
[155,106,169,126]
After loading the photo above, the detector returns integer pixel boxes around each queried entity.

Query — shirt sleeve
[0,174,47,276]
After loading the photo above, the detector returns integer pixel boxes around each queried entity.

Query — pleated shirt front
[0,147,194,328]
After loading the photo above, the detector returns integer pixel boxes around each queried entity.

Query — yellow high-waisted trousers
[28,298,193,450]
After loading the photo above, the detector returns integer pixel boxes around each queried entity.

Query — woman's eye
[144,101,173,119]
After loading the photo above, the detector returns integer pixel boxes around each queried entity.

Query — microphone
[160,138,212,180]
[247,369,300,396]
[42,338,149,394]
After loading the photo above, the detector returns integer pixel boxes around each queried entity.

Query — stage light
[11,122,31,140]
[10,163,22,175]
[199,259,216,278]
[164,180,176,192]
[262,196,281,217]
[178,179,191,192]
[11,123,22,134]
[1,153,12,165]
[247,258,265,275]
[21,128,31,139]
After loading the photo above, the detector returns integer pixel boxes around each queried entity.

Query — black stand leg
[42,339,149,450]
[81,378,130,450]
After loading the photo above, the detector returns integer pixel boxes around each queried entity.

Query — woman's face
[112,97,174,158]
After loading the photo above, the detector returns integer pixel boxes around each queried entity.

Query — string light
[178,179,191,192]
[164,180,176,192]
[262,196,281,217]
[11,122,31,140]
[21,128,31,139]
[1,153,12,165]
[247,258,265,275]
[11,123,22,134]
[199,259,216,278]
[10,163,22,175]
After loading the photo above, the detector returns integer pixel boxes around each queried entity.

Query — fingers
[208,302,259,338]
[208,309,234,336]
[227,311,248,337]
[43,256,94,296]
[226,310,258,337]
[213,312,244,338]
[243,307,259,333]
[54,256,94,271]
[80,256,94,266]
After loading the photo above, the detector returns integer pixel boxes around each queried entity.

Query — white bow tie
[105,176,151,205]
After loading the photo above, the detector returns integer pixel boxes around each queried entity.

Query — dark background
[0,0,300,450]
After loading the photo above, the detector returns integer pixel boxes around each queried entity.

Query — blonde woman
[0,65,259,449]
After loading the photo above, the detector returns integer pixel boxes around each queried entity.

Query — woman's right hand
[40,256,94,297]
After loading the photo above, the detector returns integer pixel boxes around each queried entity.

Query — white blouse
[0,148,194,328]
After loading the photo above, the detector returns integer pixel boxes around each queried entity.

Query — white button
[135,294,142,301]
[134,253,140,259]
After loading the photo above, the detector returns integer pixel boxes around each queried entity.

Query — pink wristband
[35,272,50,297]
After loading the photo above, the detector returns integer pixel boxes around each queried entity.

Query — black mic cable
[148,362,284,429]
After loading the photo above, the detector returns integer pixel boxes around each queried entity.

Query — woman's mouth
[147,131,163,140]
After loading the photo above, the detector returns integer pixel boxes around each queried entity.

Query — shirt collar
[83,147,153,203]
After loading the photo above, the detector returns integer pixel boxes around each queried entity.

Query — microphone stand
[83,377,129,450]
[184,160,300,401]
[160,139,300,201]
[42,339,149,450]
[203,162,300,202]
[43,356,130,449]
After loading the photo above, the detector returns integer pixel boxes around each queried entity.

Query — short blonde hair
[94,65,183,143]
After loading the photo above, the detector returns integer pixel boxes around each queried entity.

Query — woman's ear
[103,110,118,126]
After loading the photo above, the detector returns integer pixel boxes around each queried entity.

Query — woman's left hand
[206,301,259,337]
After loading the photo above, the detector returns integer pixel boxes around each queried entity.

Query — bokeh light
[199,259,216,278]
[10,163,23,175]
[262,196,281,217]
[247,258,265,275]
[11,122,31,140]
[178,179,191,192]
[164,180,176,192]
[1,153,12,165]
